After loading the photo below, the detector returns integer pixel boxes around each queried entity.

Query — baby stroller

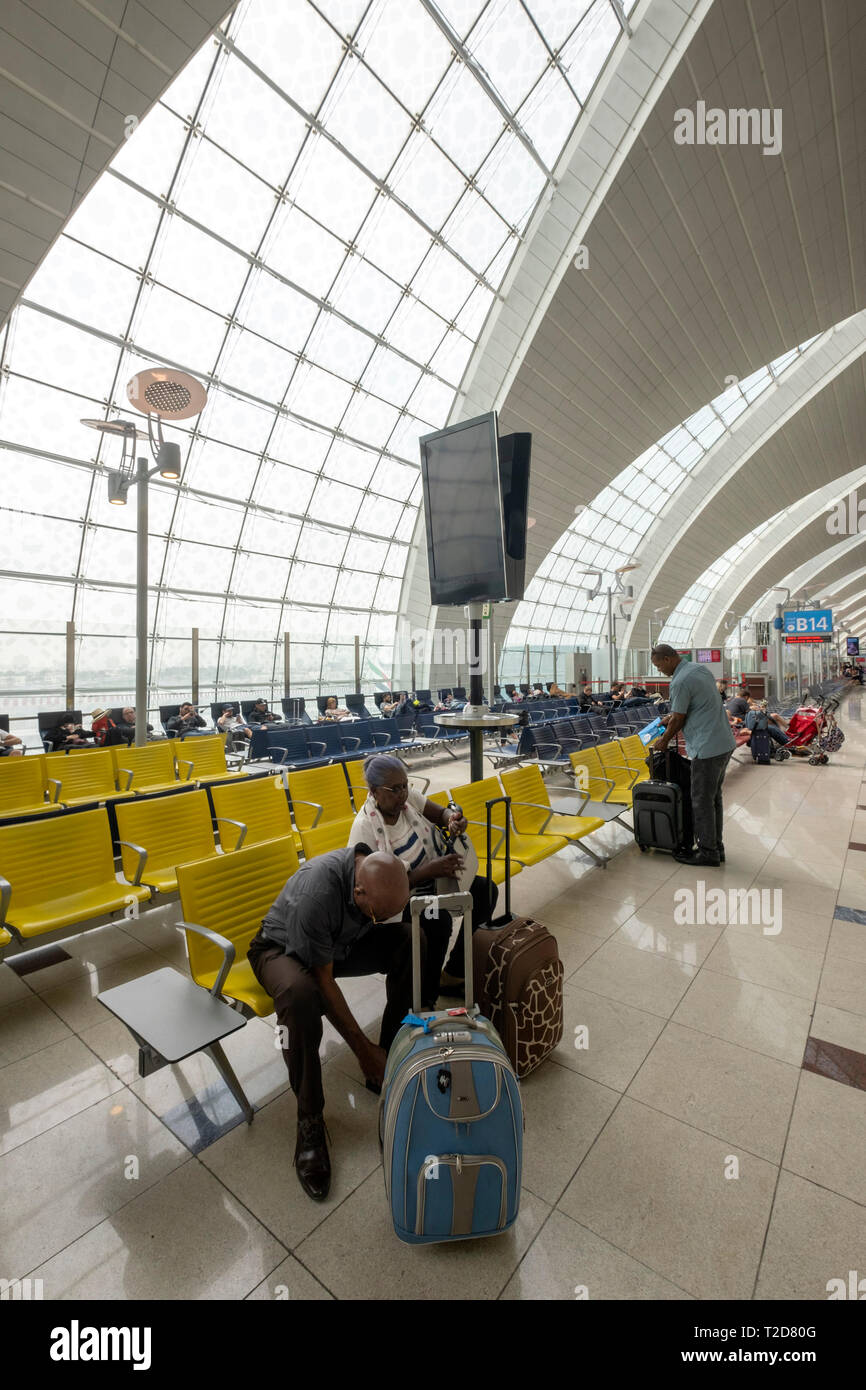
[784,696,843,765]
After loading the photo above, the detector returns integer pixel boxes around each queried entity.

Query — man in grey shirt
[651,645,736,867]
[247,846,410,1202]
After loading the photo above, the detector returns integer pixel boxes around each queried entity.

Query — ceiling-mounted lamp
[126,367,206,481]
[107,471,130,506]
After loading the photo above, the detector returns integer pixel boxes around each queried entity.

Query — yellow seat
[298,819,353,859]
[500,765,607,865]
[0,755,55,818]
[172,735,246,786]
[594,741,643,806]
[176,839,298,1014]
[210,776,301,858]
[0,808,150,940]
[618,734,654,777]
[287,764,355,830]
[111,741,188,795]
[0,926,11,948]
[115,789,218,894]
[43,748,132,808]
[451,776,564,868]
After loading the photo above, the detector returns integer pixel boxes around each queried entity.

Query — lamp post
[577,564,640,686]
[82,368,208,747]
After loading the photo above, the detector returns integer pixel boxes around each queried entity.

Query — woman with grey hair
[347,754,498,1000]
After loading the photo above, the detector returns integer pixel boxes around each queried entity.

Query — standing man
[651,644,736,867]
[247,848,412,1202]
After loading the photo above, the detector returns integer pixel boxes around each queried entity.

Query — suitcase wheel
[638,844,648,853]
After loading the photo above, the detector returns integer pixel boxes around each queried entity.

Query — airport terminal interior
[1,0,865,1307]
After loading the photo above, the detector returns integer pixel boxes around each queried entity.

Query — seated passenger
[167,702,206,736]
[433,692,453,712]
[745,699,788,746]
[247,849,411,1202]
[548,682,566,698]
[380,691,407,717]
[716,678,729,701]
[118,707,153,741]
[529,684,546,699]
[249,698,279,724]
[577,682,600,712]
[348,754,498,997]
[609,681,627,706]
[319,696,350,721]
[724,691,749,725]
[0,726,22,757]
[217,704,252,750]
[48,716,96,750]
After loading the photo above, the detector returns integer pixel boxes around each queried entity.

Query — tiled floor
[2,697,866,1300]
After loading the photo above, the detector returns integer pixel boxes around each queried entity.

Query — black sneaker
[294,1114,331,1202]
[673,848,721,867]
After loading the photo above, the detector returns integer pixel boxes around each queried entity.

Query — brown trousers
[247,918,448,1120]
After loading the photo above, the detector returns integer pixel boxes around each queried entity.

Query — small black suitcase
[750,726,773,764]
[634,749,688,853]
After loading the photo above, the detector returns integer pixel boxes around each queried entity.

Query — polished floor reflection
[1,694,866,1299]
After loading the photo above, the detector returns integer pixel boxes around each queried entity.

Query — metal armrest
[340,736,361,751]
[371,732,390,746]
[177,920,235,998]
[117,840,149,887]
[176,759,194,780]
[215,817,247,851]
[603,760,641,788]
[306,741,326,755]
[267,745,290,765]
[0,875,10,928]
[411,775,431,794]
[117,768,134,792]
[289,798,324,828]
[46,778,62,803]
[532,741,564,761]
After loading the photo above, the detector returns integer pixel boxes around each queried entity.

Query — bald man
[247,846,411,1201]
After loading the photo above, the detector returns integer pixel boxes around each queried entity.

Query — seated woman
[347,754,497,1000]
[548,682,567,698]
[319,696,351,721]
[48,717,96,751]
[433,693,453,712]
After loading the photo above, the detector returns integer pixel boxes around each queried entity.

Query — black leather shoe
[674,848,721,867]
[294,1115,331,1201]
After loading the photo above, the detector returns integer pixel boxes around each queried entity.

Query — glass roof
[0,0,630,716]
[501,336,820,671]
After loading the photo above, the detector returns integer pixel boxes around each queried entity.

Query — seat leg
[206,1041,254,1124]
[573,839,609,868]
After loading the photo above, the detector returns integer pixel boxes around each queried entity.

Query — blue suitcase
[379,891,523,1245]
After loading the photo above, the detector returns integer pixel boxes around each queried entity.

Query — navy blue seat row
[250,717,411,767]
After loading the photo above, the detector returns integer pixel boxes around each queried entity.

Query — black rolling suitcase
[634,747,692,854]
[750,725,773,764]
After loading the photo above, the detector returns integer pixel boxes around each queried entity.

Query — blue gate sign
[783,608,833,635]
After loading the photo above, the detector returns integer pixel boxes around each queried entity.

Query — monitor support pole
[467,600,485,780]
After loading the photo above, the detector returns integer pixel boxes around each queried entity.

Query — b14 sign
[783,609,832,635]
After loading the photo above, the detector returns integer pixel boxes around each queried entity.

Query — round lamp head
[80,418,147,439]
[126,368,208,421]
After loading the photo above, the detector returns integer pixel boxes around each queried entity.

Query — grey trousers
[690,750,734,852]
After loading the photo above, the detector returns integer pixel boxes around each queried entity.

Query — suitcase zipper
[415,1154,508,1236]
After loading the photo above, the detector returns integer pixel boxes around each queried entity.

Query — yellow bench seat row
[0,754,58,819]
[0,808,150,941]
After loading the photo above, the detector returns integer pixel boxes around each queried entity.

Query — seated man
[167,702,206,736]
[249,698,279,724]
[0,726,22,756]
[247,849,412,1202]
[381,691,407,716]
[433,692,453,712]
[745,699,788,746]
[217,704,252,750]
[117,706,153,742]
[724,691,749,726]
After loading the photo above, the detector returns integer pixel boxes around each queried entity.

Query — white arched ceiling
[0,0,640,710]
[412,0,865,685]
[397,0,711,678]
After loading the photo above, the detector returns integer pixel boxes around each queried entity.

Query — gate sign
[783,608,833,635]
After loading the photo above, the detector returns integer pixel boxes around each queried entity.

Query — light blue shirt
[669,660,737,760]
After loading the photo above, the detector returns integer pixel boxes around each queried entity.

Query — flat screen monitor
[420,413,507,606]
[847,637,860,656]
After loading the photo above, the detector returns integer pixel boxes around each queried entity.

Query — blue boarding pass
[638,716,665,745]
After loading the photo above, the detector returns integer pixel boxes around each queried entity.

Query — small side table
[434,711,518,782]
[98,967,254,1124]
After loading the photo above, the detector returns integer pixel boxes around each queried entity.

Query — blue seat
[345,694,373,719]
[281,697,312,725]
[250,727,330,768]
[306,723,354,762]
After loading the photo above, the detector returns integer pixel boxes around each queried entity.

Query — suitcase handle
[485,794,511,926]
[410,891,473,1014]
